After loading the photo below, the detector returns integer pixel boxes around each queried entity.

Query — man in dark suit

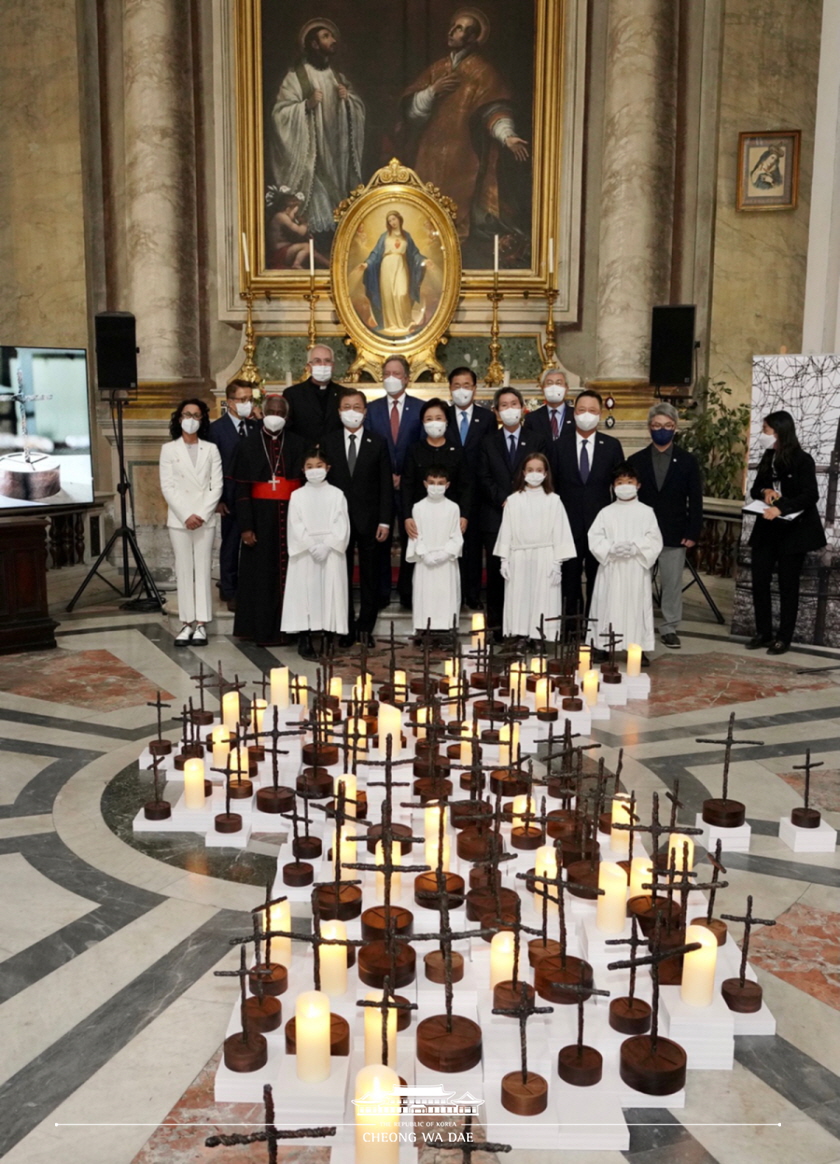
[551,389,624,631]
[445,366,496,610]
[322,387,393,648]
[282,343,343,444]
[523,367,576,445]
[364,355,423,607]
[628,402,703,649]
[207,378,259,606]
[477,386,547,637]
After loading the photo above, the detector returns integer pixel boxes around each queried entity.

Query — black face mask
[651,428,675,447]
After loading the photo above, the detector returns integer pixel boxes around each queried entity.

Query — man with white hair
[283,343,343,444]
[628,402,703,648]
[523,367,575,445]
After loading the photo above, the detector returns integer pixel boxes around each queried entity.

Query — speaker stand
[66,393,166,614]
[652,551,725,627]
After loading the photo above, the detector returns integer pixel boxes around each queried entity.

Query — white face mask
[614,483,638,500]
[524,471,545,488]
[451,387,474,408]
[305,467,327,483]
[758,432,776,450]
[424,420,447,439]
[340,409,364,430]
[180,416,200,435]
[499,407,522,427]
[426,483,447,498]
[575,410,599,432]
[263,414,286,433]
[383,375,404,397]
[310,363,332,384]
[543,384,566,404]
[234,400,253,418]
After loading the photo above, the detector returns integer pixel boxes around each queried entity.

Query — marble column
[595,0,678,381]
[123,0,201,384]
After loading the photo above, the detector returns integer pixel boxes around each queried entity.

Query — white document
[742,499,803,521]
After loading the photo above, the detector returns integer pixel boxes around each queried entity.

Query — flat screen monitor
[0,346,93,508]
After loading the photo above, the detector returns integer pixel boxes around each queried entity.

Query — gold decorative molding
[586,378,656,420]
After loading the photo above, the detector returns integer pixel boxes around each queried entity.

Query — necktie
[508,433,517,465]
[550,410,559,440]
[238,420,246,438]
[579,439,590,484]
[348,432,357,476]
[459,410,469,445]
[390,401,400,444]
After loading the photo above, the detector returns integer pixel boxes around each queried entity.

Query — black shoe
[377,597,391,611]
[641,652,651,668]
[660,632,680,648]
[337,634,355,649]
[357,631,376,649]
[297,633,316,660]
[745,635,772,650]
[767,640,790,655]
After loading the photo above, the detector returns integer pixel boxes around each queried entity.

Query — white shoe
[174,624,194,646]
[192,625,208,647]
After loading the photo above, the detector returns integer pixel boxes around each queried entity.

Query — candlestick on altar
[214,945,268,1071]
[720,895,776,1012]
[696,711,763,827]
[491,980,554,1113]
[552,961,611,1086]
[791,748,824,827]
[484,276,505,387]
[204,1083,335,1161]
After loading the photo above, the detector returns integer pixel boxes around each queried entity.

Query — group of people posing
[158,344,824,659]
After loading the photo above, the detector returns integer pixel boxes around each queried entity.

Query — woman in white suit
[159,399,223,646]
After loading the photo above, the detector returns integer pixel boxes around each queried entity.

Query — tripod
[67,391,166,613]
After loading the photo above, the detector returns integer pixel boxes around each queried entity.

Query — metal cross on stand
[697,839,729,932]
[202,661,247,720]
[143,756,169,817]
[792,748,824,825]
[696,711,764,806]
[146,692,172,743]
[606,915,649,1010]
[204,1083,335,1161]
[611,790,639,864]
[355,973,417,1067]
[0,370,52,465]
[250,882,289,983]
[189,661,213,718]
[551,960,610,1061]
[215,945,260,1048]
[720,894,776,992]
[611,746,625,797]
[599,622,624,670]
[617,790,670,865]
[491,979,554,1083]
[436,1114,512,1162]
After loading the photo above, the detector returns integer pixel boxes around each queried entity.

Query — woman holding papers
[746,410,826,654]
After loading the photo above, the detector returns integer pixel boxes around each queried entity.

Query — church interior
[1,2,840,1162]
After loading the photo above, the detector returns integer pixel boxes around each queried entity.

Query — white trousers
[169,525,216,624]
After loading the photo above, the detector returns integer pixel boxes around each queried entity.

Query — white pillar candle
[250,698,267,734]
[578,644,591,675]
[610,794,632,856]
[596,861,627,934]
[241,230,250,275]
[548,236,554,277]
[443,658,457,679]
[534,844,558,911]
[348,716,368,754]
[354,1064,401,1164]
[490,929,515,987]
[377,704,402,760]
[183,756,206,810]
[222,691,240,730]
[415,706,429,741]
[460,721,472,764]
[424,802,448,840]
[309,237,315,277]
[530,655,547,676]
[295,675,308,708]
[266,898,291,966]
[627,644,642,678]
[392,669,407,703]
[512,794,536,830]
[211,726,230,770]
[509,662,524,704]
[668,833,695,874]
[320,919,348,997]
[470,611,485,650]
[363,991,397,1066]
[270,666,289,709]
[335,773,357,817]
[582,670,599,707]
[629,856,654,900]
[375,841,400,896]
[425,831,451,870]
[681,924,718,1007]
[229,746,249,777]
[498,722,520,767]
[493,234,499,273]
[295,990,331,1082]
[535,676,550,711]
[330,676,343,702]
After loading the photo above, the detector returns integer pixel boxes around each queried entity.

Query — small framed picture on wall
[737,130,800,211]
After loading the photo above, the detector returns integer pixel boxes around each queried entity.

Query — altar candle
[377,703,402,759]
[363,991,397,1066]
[230,746,248,777]
[627,644,642,678]
[222,691,240,730]
[320,919,348,996]
[354,1063,401,1164]
[415,705,429,741]
[534,844,557,911]
[250,698,266,734]
[460,720,472,764]
[470,612,485,649]
[493,234,499,273]
[510,661,524,703]
[535,676,550,711]
[443,658,457,679]
[499,721,520,767]
[183,757,206,810]
[295,675,309,708]
[309,238,315,277]
[393,669,407,703]
[267,897,291,965]
[531,655,547,675]
[490,929,515,987]
[596,861,627,934]
[582,669,599,707]
[548,236,554,278]
[335,772,357,817]
[512,794,536,830]
[348,716,368,753]
[502,369,510,387]
[295,990,331,1082]
[425,830,450,870]
[681,924,718,1007]
[270,666,289,709]
[610,794,632,857]
[241,231,250,276]
[629,856,654,900]
[425,802,448,840]
[330,676,343,702]
[578,644,591,675]
[668,833,695,874]
[375,840,400,896]
[211,726,230,769]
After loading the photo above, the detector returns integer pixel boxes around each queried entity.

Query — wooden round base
[501,1070,549,1114]
[248,962,288,997]
[283,860,314,886]
[791,806,821,829]
[536,707,558,722]
[248,745,265,763]
[256,786,296,813]
[223,1031,267,1073]
[619,1035,687,1095]
[609,997,651,1034]
[721,978,763,1013]
[457,828,500,862]
[690,916,728,946]
[416,1014,482,1073]
[414,777,453,804]
[534,955,593,1003]
[414,871,465,910]
[144,800,171,821]
[191,708,215,726]
[413,754,450,778]
[361,905,413,942]
[469,866,500,890]
[293,835,322,860]
[562,697,584,712]
[493,980,535,1009]
[561,839,600,868]
[566,861,600,897]
[557,1045,603,1086]
[215,812,242,834]
[628,895,682,937]
[228,778,254,800]
[149,739,172,756]
[602,671,622,685]
[702,797,746,828]
[511,826,545,851]
[481,728,500,744]
[479,910,519,941]
[528,938,561,967]
[546,810,579,839]
[394,995,413,1031]
[358,940,416,988]
[451,800,492,830]
[296,769,333,799]
[285,1013,350,1056]
[302,743,338,767]
[424,949,464,984]
[366,822,413,855]
[474,699,506,718]
[174,745,205,770]
[327,792,367,821]
[466,886,518,922]
[244,994,282,1033]
[490,770,529,796]
[312,883,363,921]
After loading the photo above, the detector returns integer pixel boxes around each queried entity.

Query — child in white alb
[406,466,463,636]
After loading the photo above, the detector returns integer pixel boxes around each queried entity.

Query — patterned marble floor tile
[0,851,97,959]
[0,649,173,711]
[777,768,840,814]
[748,902,840,1012]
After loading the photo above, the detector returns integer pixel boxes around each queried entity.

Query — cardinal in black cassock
[232,395,305,645]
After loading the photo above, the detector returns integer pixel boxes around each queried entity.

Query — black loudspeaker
[95,311,138,391]
[649,305,696,389]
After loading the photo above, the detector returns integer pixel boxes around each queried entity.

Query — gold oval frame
[330,160,462,383]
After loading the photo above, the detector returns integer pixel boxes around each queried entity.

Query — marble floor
[1,566,840,1164]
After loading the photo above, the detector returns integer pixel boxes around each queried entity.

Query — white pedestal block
[601,680,628,706]
[660,987,734,1070]
[778,815,838,852]
[731,1000,777,1036]
[214,1039,286,1103]
[483,1079,568,1150]
[205,822,253,848]
[624,672,650,698]
[551,1076,630,1150]
[580,913,633,967]
[694,814,752,853]
[589,697,611,722]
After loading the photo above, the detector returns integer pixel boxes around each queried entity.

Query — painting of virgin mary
[358,211,428,336]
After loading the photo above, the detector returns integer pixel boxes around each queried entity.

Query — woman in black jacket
[401,398,472,535]
[747,410,826,654]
